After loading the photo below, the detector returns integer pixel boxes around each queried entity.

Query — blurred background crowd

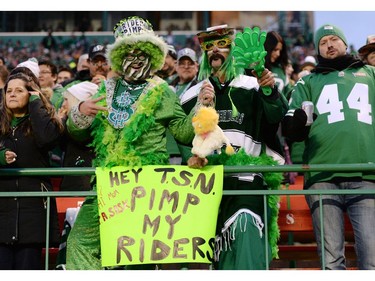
[0,11,349,79]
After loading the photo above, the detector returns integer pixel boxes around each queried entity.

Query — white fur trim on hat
[107,16,168,73]
[17,58,40,78]
[106,33,168,69]
[65,81,98,101]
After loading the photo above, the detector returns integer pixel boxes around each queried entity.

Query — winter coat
[0,98,61,246]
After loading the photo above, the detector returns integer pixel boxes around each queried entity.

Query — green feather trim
[207,149,283,259]
[90,78,169,168]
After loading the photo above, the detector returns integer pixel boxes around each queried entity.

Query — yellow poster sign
[95,165,223,267]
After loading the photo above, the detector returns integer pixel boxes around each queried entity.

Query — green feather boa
[207,149,283,259]
[90,77,170,168]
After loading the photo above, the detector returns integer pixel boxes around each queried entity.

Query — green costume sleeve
[66,103,95,143]
[167,95,195,145]
[51,88,65,110]
[261,90,289,124]
[65,81,105,143]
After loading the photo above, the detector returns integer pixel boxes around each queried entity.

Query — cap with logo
[88,44,106,60]
[177,48,197,62]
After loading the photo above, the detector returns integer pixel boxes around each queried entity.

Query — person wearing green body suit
[64,16,214,270]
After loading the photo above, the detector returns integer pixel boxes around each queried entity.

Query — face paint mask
[206,46,230,72]
[122,50,152,82]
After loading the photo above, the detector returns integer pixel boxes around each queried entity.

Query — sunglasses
[201,38,232,51]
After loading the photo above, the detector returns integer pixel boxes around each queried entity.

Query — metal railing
[1,163,375,270]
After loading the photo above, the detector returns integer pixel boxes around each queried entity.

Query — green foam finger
[232,47,245,57]
[259,32,267,46]
[242,30,252,46]
[262,86,272,96]
[232,26,268,73]
[234,34,248,49]
[251,31,260,48]
[252,26,260,34]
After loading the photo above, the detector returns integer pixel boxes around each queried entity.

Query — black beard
[209,53,226,65]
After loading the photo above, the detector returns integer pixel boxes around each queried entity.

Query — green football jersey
[272,65,293,98]
[287,65,375,187]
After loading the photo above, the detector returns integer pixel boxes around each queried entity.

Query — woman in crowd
[0,66,64,270]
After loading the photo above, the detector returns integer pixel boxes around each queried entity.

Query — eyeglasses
[201,38,232,51]
[91,61,109,67]
[177,62,195,68]
[125,52,147,62]
[39,71,52,75]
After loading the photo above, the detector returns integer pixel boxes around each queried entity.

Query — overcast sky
[314,11,375,51]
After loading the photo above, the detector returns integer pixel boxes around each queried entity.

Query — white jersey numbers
[316,83,372,125]
[347,83,372,124]
[317,84,344,123]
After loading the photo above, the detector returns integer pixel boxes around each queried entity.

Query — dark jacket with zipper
[0,97,61,246]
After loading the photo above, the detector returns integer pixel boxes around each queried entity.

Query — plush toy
[188,106,235,168]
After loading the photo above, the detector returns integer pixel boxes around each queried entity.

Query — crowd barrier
[1,163,374,270]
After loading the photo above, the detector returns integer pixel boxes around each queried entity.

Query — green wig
[198,43,243,82]
[106,16,168,75]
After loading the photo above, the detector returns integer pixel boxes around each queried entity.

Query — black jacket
[0,98,61,246]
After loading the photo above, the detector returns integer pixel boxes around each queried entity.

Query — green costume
[65,16,196,270]
[65,76,196,270]
[183,25,288,270]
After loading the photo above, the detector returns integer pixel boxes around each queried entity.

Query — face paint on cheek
[122,60,132,73]
[133,58,151,80]
[123,57,152,82]
[207,48,230,62]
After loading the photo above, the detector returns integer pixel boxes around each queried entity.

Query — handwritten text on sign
[95,165,223,267]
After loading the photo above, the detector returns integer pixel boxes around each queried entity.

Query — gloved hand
[293,108,308,128]
[282,108,317,142]
[232,26,272,95]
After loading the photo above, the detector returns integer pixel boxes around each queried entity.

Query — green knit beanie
[314,24,347,54]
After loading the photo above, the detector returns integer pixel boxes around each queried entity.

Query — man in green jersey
[282,24,375,270]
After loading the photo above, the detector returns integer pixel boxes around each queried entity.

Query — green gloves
[232,26,272,95]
